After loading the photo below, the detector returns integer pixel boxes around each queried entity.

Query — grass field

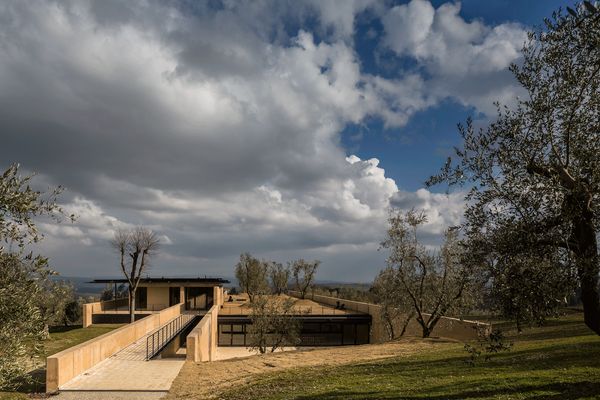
[218,312,600,400]
[0,324,123,398]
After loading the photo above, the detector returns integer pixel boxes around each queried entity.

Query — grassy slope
[0,324,123,398]
[221,313,600,400]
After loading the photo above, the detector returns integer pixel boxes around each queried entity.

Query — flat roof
[90,277,230,284]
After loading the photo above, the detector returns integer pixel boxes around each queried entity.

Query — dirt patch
[166,338,454,400]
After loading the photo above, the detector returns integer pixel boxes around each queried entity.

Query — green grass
[42,324,123,357]
[0,324,123,397]
[221,313,600,400]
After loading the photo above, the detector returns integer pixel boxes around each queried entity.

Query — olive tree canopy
[0,164,68,389]
[428,3,600,334]
[235,253,269,302]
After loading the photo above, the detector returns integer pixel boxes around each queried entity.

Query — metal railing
[145,314,196,360]
[219,305,353,316]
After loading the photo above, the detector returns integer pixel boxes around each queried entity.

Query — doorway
[185,287,213,310]
[169,287,181,307]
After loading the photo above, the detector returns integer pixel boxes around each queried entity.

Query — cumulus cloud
[0,0,524,281]
[382,0,527,115]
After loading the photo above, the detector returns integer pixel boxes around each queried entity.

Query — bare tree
[291,259,320,299]
[269,262,290,295]
[235,253,269,302]
[380,209,480,338]
[112,227,160,323]
[247,295,301,354]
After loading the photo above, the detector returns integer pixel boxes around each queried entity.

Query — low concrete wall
[82,298,129,328]
[289,291,489,342]
[47,302,184,393]
[186,304,219,362]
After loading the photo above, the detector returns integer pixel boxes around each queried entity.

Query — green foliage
[0,163,72,249]
[371,266,414,339]
[380,209,482,338]
[269,262,290,295]
[63,299,82,326]
[235,253,270,302]
[428,3,600,334]
[0,163,71,390]
[0,254,45,391]
[247,296,301,354]
[464,328,513,365]
[290,259,319,299]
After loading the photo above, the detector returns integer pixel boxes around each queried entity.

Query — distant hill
[50,276,115,298]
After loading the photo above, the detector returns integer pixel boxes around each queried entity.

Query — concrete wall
[213,286,224,307]
[147,287,169,311]
[47,302,185,393]
[186,304,220,362]
[82,298,129,328]
[289,291,489,342]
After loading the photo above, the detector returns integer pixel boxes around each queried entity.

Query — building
[86,277,371,346]
[86,277,229,324]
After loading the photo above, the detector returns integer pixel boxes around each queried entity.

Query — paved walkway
[55,391,167,399]
[60,323,187,392]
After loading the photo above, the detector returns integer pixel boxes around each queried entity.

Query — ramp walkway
[60,314,197,391]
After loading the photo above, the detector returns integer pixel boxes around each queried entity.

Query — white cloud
[0,0,527,280]
[382,0,527,115]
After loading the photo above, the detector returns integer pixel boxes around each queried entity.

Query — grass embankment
[0,324,123,398]
[216,313,600,400]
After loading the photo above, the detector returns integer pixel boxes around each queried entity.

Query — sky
[0,0,577,282]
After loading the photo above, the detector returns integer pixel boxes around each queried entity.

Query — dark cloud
[0,0,520,281]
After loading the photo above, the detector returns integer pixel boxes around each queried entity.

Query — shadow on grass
[294,381,600,400]
[11,367,46,394]
[48,324,83,334]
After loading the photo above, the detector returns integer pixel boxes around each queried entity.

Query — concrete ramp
[59,323,187,391]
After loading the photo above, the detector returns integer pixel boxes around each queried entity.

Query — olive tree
[0,163,68,390]
[246,295,301,354]
[428,3,600,334]
[381,210,480,338]
[291,259,320,299]
[371,267,414,340]
[269,262,290,295]
[112,227,160,323]
[235,252,269,302]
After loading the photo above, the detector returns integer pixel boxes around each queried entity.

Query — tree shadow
[294,381,600,400]
[11,367,46,394]
[49,324,83,334]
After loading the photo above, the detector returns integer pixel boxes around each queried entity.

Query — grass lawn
[220,312,600,400]
[0,324,123,398]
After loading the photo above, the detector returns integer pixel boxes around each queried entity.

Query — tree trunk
[399,312,414,337]
[421,325,432,338]
[573,212,600,335]
[128,289,136,324]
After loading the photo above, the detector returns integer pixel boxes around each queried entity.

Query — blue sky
[344,0,577,191]
[0,0,578,282]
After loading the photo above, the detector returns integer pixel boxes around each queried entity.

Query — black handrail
[145,314,196,360]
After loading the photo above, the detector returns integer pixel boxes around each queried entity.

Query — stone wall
[289,291,489,342]
[46,302,185,393]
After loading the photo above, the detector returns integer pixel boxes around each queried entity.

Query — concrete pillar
[82,303,93,328]
[180,286,185,307]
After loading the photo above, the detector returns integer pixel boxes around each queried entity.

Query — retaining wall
[186,287,223,362]
[46,302,185,393]
[289,291,489,342]
[82,298,129,328]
